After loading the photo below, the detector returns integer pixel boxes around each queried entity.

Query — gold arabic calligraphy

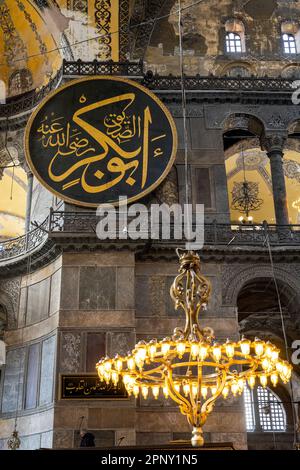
[65,378,123,396]
[37,93,166,194]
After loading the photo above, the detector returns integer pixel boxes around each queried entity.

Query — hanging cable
[263,226,299,448]
[178,0,192,242]
[10,165,15,201]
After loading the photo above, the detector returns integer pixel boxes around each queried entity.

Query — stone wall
[140,0,300,77]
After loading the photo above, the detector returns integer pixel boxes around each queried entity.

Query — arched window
[9,69,33,96]
[226,32,242,53]
[225,19,246,53]
[281,22,300,55]
[282,33,297,54]
[244,386,286,432]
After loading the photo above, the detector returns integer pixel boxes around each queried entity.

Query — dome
[0,0,62,99]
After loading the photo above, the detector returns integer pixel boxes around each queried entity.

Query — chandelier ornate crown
[96,250,292,447]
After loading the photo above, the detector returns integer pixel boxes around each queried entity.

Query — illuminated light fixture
[232,146,263,223]
[96,251,292,447]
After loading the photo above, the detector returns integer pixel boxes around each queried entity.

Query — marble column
[261,135,289,226]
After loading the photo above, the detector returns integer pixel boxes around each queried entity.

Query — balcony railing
[62,60,296,92]
[0,217,49,262]
[48,211,300,247]
[0,69,63,118]
[63,59,144,77]
[1,212,300,265]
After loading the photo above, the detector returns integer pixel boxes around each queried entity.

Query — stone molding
[221,263,300,306]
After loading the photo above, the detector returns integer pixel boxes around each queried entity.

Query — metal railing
[1,61,295,120]
[61,60,296,92]
[0,217,49,262]
[141,73,296,92]
[0,68,63,118]
[1,211,299,265]
[63,59,144,77]
[49,211,300,247]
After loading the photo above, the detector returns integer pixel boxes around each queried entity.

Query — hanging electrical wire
[178,0,192,242]
[263,226,299,449]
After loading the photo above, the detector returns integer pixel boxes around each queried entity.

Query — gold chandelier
[96,250,292,447]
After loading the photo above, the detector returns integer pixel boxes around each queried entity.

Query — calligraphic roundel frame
[25,76,178,207]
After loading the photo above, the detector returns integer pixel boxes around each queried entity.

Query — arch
[223,113,264,137]
[281,64,300,79]
[218,61,256,77]
[222,264,300,307]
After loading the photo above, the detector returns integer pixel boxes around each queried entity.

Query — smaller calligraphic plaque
[25,77,177,207]
[60,374,128,400]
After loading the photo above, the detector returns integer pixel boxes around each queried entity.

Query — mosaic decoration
[67,0,88,13]
[16,0,49,65]
[95,0,119,61]
[0,0,27,65]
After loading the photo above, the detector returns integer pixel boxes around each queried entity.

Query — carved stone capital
[261,133,287,155]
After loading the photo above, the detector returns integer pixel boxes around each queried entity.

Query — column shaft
[268,150,289,226]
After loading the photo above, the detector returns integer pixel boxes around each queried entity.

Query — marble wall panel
[49,269,61,316]
[107,331,135,357]
[60,267,79,310]
[39,335,56,406]
[1,347,25,413]
[26,278,50,325]
[79,267,116,310]
[24,343,40,410]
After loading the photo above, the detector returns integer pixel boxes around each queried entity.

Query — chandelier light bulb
[142,386,149,399]
[152,385,160,399]
[239,336,251,355]
[254,338,265,357]
[271,373,278,387]
[127,357,135,370]
[260,374,268,388]
[247,375,256,389]
[225,339,235,358]
[115,358,123,372]
[176,341,186,358]
[161,339,171,355]
[191,342,200,359]
[212,343,222,362]
[148,342,157,360]
[199,344,209,361]
[183,383,190,397]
